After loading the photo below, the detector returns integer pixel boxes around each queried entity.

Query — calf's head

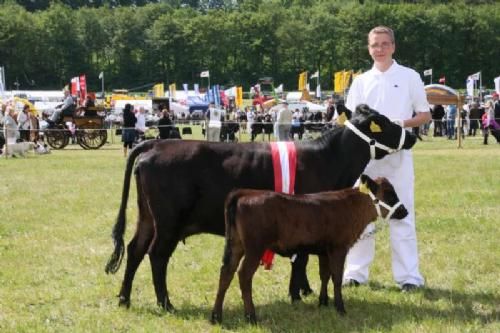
[360,174,408,220]
[347,104,417,160]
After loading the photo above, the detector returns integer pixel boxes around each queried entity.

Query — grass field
[0,131,499,333]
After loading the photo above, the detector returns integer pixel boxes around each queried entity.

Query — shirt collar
[371,60,399,76]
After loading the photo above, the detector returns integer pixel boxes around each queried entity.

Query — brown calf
[211,175,408,324]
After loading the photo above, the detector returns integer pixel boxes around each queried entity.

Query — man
[344,26,431,292]
[50,89,74,123]
[207,103,224,142]
[274,102,292,141]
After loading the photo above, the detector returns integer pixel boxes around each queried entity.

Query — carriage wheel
[77,123,108,150]
[45,126,70,149]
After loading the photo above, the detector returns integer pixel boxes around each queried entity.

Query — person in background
[121,103,136,157]
[207,103,224,142]
[274,102,292,141]
[344,25,430,292]
[50,89,74,124]
[158,109,173,139]
[468,102,481,137]
[431,104,445,137]
[446,104,457,140]
[135,107,147,142]
[17,104,31,142]
[4,105,19,144]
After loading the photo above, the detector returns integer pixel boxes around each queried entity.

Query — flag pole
[101,72,104,98]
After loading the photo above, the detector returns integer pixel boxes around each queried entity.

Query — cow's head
[346,104,417,160]
[360,174,408,220]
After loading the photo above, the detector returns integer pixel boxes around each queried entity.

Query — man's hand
[392,119,405,127]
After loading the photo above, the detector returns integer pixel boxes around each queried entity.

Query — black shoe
[401,283,419,293]
[343,279,360,287]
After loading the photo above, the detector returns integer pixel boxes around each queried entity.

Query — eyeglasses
[368,42,393,50]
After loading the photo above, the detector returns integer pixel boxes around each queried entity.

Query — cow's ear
[337,112,347,126]
[370,121,382,133]
[359,174,371,194]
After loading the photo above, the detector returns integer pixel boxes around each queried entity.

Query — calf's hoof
[210,312,222,324]
[118,295,130,308]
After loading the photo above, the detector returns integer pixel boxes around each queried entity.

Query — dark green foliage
[0,0,498,91]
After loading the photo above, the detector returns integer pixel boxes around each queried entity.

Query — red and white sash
[261,141,297,269]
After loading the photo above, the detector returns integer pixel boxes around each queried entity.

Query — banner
[439,76,446,84]
[352,70,362,80]
[154,83,164,98]
[310,71,319,79]
[78,75,87,105]
[334,70,353,94]
[98,71,103,79]
[169,83,176,100]
[423,69,432,76]
[274,84,283,94]
[71,77,79,96]
[494,76,500,94]
[200,70,210,78]
[298,71,307,91]
[316,84,321,99]
[466,76,474,97]
[236,86,243,107]
[469,71,480,81]
[194,83,200,96]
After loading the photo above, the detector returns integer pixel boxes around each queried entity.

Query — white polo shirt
[346,61,429,122]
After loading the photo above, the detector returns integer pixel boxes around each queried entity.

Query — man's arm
[401,111,431,128]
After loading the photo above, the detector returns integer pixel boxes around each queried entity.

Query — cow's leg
[149,239,178,312]
[238,253,261,324]
[289,253,313,302]
[118,228,153,307]
[318,254,330,307]
[328,248,348,315]
[211,241,244,324]
[118,177,155,308]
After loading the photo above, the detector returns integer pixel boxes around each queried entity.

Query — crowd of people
[425,92,500,144]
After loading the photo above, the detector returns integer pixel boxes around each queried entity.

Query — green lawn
[0,132,499,333]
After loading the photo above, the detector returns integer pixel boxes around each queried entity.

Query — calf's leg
[211,242,244,324]
[328,248,348,315]
[238,253,262,324]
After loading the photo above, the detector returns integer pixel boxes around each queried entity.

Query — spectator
[431,104,445,137]
[207,103,225,142]
[446,104,457,140]
[274,102,292,141]
[468,102,481,136]
[17,104,31,142]
[135,107,147,142]
[4,105,19,144]
[158,109,173,139]
[122,103,136,157]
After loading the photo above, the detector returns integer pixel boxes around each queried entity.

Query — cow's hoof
[158,300,175,313]
[318,296,328,307]
[335,306,346,316]
[118,296,130,308]
[302,287,313,297]
[210,312,222,324]
[245,313,257,325]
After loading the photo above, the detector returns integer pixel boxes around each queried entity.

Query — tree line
[1,0,499,93]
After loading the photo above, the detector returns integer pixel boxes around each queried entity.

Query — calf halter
[344,120,406,159]
[365,188,403,222]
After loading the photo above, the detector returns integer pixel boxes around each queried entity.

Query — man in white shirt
[207,103,225,142]
[274,102,292,141]
[344,26,431,292]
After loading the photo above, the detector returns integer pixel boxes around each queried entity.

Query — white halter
[344,120,406,159]
[365,189,404,222]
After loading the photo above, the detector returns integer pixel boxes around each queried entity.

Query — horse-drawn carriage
[44,107,108,150]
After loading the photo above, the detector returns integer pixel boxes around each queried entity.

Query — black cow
[105,104,417,311]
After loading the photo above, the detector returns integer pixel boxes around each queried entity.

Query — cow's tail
[105,140,158,274]
[222,191,239,266]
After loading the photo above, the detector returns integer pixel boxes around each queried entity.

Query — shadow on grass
[141,284,499,332]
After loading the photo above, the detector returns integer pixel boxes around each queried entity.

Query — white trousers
[344,151,425,286]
